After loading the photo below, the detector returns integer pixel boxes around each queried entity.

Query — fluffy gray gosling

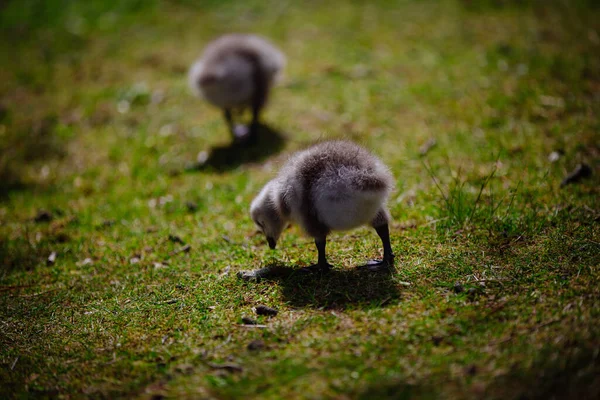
[188,34,285,144]
[251,141,395,272]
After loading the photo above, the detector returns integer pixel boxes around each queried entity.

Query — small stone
[185,201,198,212]
[453,282,464,293]
[247,340,265,351]
[55,232,70,243]
[168,234,185,244]
[548,151,561,163]
[196,151,209,165]
[34,210,53,223]
[242,317,257,325]
[465,364,477,376]
[47,252,57,265]
[254,305,278,317]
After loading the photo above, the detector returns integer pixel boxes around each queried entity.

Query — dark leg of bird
[360,224,395,272]
[223,108,233,131]
[247,59,267,146]
[300,238,333,273]
[377,223,395,263]
[246,104,261,145]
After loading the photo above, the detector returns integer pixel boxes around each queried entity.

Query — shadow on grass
[485,341,600,400]
[189,123,286,172]
[356,381,437,400]
[241,264,402,310]
[0,113,66,200]
[0,181,30,201]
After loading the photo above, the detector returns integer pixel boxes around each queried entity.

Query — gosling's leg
[360,209,395,272]
[300,237,333,273]
[224,108,234,132]
[246,64,267,146]
[226,108,253,144]
[246,104,261,145]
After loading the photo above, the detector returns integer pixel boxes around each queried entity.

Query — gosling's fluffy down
[188,34,285,142]
[251,141,395,271]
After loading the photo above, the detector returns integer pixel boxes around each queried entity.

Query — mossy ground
[1,0,599,398]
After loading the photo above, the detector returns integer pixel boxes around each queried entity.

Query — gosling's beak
[267,237,276,249]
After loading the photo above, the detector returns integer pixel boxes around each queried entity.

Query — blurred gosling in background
[188,34,286,145]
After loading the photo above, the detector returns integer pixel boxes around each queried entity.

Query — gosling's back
[282,141,394,232]
[189,34,285,108]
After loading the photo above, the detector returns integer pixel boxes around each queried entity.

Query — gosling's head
[188,53,254,94]
[188,61,225,97]
[250,181,285,249]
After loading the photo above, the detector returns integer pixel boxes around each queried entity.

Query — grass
[1,0,599,398]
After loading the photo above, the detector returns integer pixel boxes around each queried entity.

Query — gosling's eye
[256,221,264,230]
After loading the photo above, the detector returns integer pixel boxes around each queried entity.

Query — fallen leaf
[561,163,592,187]
[170,244,191,256]
[247,340,265,351]
[207,362,243,373]
[255,305,278,317]
[419,138,437,156]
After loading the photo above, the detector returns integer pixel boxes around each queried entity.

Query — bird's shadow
[189,123,285,172]
[239,264,402,310]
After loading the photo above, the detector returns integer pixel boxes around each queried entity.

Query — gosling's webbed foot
[298,263,333,274]
[358,257,395,272]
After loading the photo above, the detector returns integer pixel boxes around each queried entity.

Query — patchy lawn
[1,0,599,398]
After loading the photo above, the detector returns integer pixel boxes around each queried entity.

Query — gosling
[250,141,395,272]
[188,34,285,144]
